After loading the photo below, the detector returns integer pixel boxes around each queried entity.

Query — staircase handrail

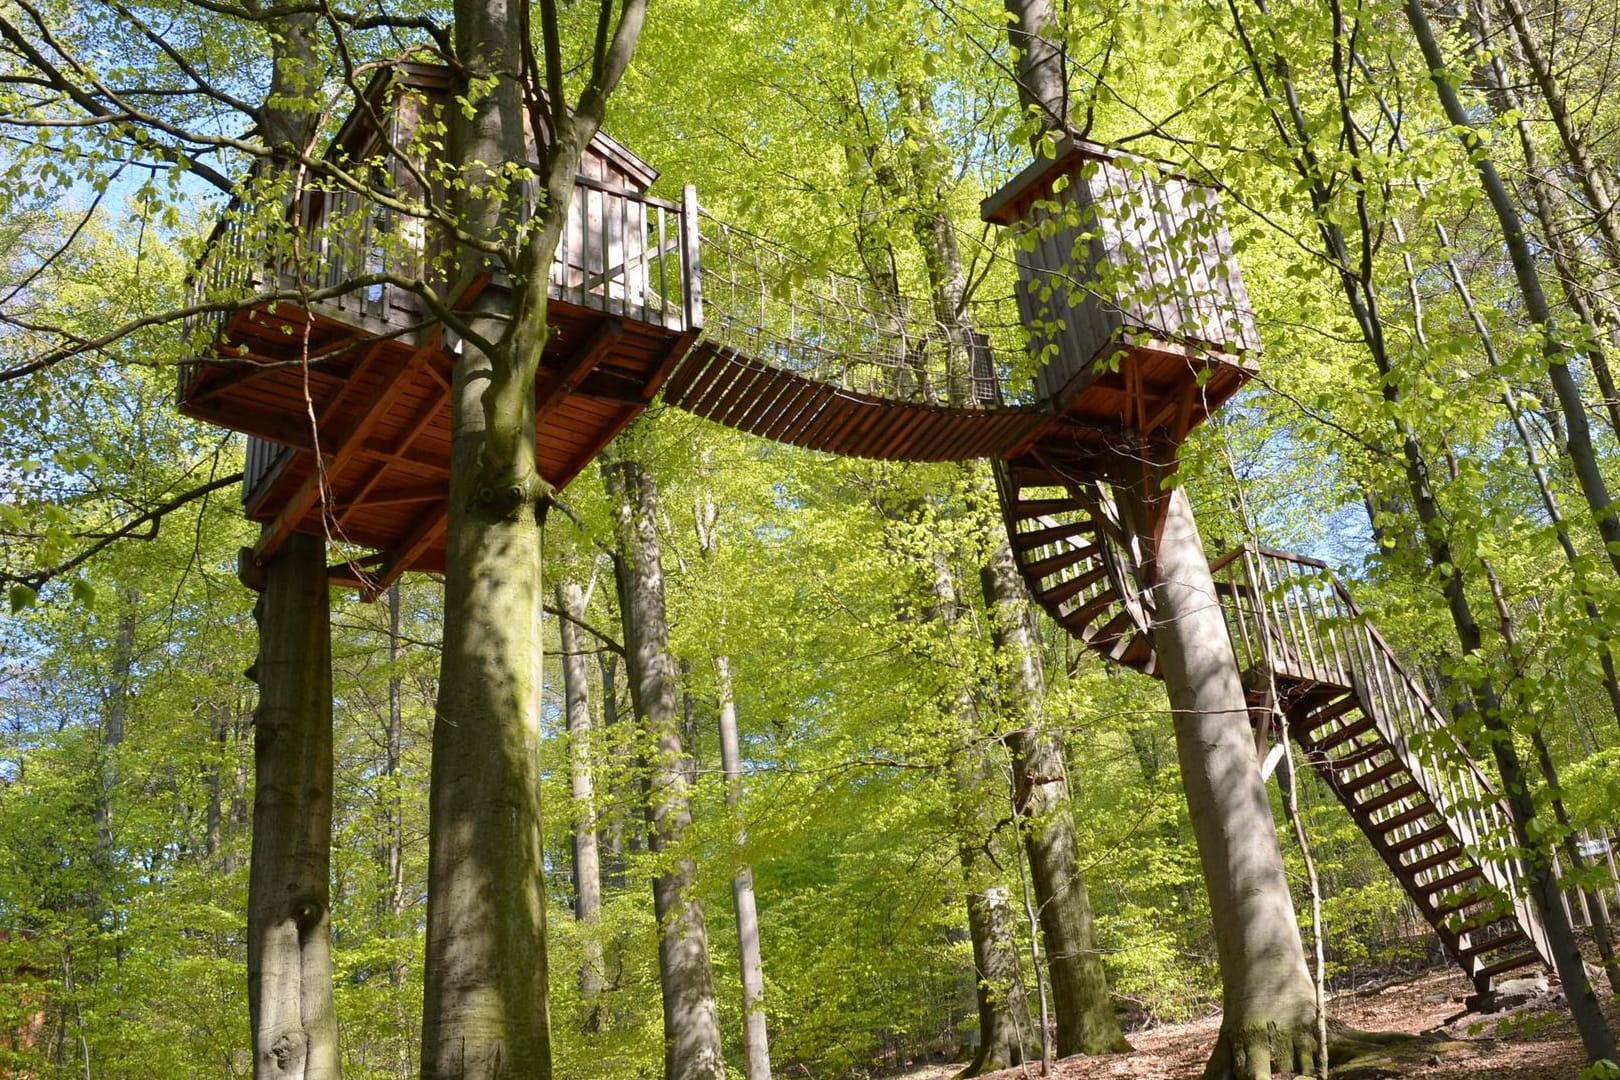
[1213,541,1552,963]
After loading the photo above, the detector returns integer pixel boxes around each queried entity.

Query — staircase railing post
[682,184,703,332]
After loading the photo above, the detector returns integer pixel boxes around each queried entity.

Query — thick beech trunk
[1126,485,1322,1080]
[558,579,606,1030]
[925,554,1033,1074]
[957,754,1033,1077]
[981,543,1128,1057]
[421,308,552,1078]
[608,447,726,1080]
[247,531,339,1080]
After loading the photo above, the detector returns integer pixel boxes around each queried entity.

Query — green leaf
[8,584,36,613]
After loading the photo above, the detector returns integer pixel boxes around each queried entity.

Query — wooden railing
[692,214,1015,407]
[185,172,703,399]
[987,142,1263,405]
[1211,543,1553,959]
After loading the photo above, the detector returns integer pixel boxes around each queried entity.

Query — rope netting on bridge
[694,213,1032,410]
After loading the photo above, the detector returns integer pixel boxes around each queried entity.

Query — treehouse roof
[333,60,659,189]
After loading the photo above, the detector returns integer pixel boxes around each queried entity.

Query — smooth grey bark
[694,492,772,1080]
[980,543,1129,1058]
[558,578,606,1031]
[92,603,135,919]
[1003,0,1068,139]
[927,553,1033,1074]
[246,530,339,1080]
[382,584,404,922]
[1125,485,1321,1080]
[606,444,725,1080]
[715,654,771,1080]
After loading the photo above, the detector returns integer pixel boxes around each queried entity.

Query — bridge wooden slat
[767,382,836,444]
[741,370,813,438]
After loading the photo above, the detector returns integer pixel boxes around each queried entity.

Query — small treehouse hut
[179,63,700,596]
[981,136,1259,440]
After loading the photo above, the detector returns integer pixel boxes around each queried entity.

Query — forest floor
[893,966,1620,1079]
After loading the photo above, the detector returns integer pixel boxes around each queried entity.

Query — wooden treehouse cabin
[981,135,1260,446]
[179,63,701,597]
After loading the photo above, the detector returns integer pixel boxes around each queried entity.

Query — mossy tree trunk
[420,0,646,1073]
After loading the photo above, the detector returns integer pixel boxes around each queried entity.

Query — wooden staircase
[997,464,1553,990]
[995,457,1156,677]
[1211,544,1553,989]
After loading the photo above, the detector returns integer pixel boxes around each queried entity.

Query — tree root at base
[1199,1017,1464,1080]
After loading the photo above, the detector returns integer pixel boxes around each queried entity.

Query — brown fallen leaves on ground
[896,967,1618,1080]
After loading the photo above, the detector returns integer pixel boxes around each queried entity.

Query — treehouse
[981,136,1260,442]
[178,63,701,596]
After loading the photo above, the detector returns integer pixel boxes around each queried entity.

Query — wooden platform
[180,290,695,595]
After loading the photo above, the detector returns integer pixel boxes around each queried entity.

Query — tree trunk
[695,492,772,1080]
[246,530,340,1080]
[421,306,552,1078]
[962,876,1032,1076]
[1124,485,1322,1080]
[92,603,135,922]
[558,578,606,1032]
[1404,0,1620,586]
[607,444,726,1080]
[715,654,772,1080]
[1003,0,1068,138]
[921,534,1034,1073]
[981,542,1129,1058]
[368,582,406,932]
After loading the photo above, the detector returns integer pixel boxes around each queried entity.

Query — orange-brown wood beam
[362,503,448,601]
[535,318,623,423]
[250,335,440,567]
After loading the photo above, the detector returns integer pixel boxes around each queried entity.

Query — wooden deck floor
[179,291,694,592]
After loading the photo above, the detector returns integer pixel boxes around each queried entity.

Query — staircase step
[1389,823,1450,856]
[1041,564,1110,607]
[1449,905,1513,935]
[1012,497,1075,520]
[1014,519,1094,550]
[1309,711,1374,751]
[1024,544,1098,581]
[1119,635,1157,674]
[1344,759,1407,796]
[1328,742,1385,770]
[1404,846,1461,875]
[1088,609,1137,647]
[1062,589,1119,632]
[1375,803,1435,833]
[1423,866,1483,896]
[1460,927,1526,959]
[1434,887,1493,916]
[1360,780,1422,814]
[1473,951,1542,982]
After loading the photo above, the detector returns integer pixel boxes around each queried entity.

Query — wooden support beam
[250,336,439,567]
[336,372,455,528]
[534,318,623,423]
[362,504,448,601]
